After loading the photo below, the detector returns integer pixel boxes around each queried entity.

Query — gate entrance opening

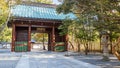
[31,32,48,52]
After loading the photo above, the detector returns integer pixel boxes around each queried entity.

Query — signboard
[37,28,45,32]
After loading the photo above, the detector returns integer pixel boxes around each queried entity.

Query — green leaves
[31,33,48,42]
[58,18,72,35]
[0,27,12,42]
[56,0,74,14]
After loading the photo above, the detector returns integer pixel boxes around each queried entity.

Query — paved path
[15,52,100,68]
[0,54,20,68]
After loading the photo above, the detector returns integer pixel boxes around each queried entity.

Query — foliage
[0,0,8,27]
[32,33,48,42]
[57,0,120,41]
[57,0,120,54]
[58,18,72,35]
[0,0,10,42]
[0,27,12,42]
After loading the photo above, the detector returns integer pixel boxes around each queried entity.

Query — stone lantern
[100,31,110,61]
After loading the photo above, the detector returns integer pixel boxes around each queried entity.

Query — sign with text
[37,28,45,32]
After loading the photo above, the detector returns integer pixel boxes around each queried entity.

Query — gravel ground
[66,52,120,68]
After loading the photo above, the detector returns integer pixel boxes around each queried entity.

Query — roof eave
[7,17,63,27]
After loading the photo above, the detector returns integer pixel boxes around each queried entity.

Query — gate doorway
[31,33,48,52]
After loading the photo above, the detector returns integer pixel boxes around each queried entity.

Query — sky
[53,0,61,4]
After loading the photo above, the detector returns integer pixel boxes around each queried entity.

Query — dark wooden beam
[16,24,29,27]
[13,17,62,23]
[32,31,48,33]
[31,25,53,28]
[15,22,60,28]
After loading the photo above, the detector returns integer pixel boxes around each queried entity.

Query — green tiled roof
[11,5,76,20]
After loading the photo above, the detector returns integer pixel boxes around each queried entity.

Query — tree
[0,0,23,42]
[0,27,12,42]
[0,0,9,32]
[57,0,120,60]
[58,17,98,54]
[0,0,12,42]
[32,33,48,43]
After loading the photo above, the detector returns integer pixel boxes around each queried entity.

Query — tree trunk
[85,43,88,55]
[83,40,88,55]
[109,31,112,54]
[77,39,81,52]
[69,41,74,50]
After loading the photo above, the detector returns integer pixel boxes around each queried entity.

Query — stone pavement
[0,53,20,68]
[14,52,100,68]
[69,52,120,68]
[0,50,101,68]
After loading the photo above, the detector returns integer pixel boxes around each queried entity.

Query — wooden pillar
[52,25,55,51]
[11,23,15,52]
[28,25,31,51]
[43,33,46,50]
[48,33,51,51]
